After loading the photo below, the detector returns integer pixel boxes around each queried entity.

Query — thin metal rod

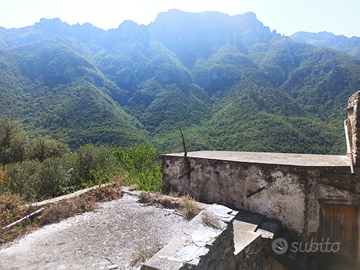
[179,127,187,157]
[178,168,195,179]
[2,207,45,230]
[344,119,355,174]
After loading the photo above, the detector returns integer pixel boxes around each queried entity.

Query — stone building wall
[161,154,360,240]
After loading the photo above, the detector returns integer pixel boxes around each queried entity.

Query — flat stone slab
[233,230,261,255]
[0,193,189,270]
[256,218,282,239]
[233,210,282,254]
[235,209,264,230]
[233,210,263,255]
[163,151,350,167]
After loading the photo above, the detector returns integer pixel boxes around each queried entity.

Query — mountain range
[1,9,360,154]
[290,31,360,59]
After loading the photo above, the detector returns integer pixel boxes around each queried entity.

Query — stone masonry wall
[232,235,272,270]
[161,155,360,240]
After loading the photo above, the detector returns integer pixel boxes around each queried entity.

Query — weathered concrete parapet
[346,91,360,166]
[161,151,360,240]
[141,204,238,270]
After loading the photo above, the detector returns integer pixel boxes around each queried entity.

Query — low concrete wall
[233,235,273,270]
[161,151,360,240]
[141,204,238,270]
[141,204,282,270]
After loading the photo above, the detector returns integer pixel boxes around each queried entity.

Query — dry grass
[130,240,162,266]
[158,196,181,209]
[0,184,123,245]
[128,184,138,191]
[181,194,200,219]
[137,192,200,219]
[138,191,152,203]
[201,210,222,230]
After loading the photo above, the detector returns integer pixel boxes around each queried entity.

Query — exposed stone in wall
[231,236,275,270]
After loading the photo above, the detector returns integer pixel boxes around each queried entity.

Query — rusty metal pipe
[344,120,355,174]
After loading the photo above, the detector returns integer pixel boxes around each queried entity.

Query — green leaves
[28,135,69,162]
[0,118,28,164]
[3,157,72,201]
[113,144,162,191]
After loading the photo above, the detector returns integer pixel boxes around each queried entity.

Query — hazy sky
[0,0,359,37]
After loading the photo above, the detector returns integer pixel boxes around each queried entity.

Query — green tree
[70,144,113,187]
[0,118,28,164]
[113,144,162,191]
[28,135,70,162]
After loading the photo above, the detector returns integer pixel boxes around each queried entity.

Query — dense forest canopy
[1,9,358,155]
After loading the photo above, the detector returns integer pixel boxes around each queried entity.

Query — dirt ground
[0,193,189,270]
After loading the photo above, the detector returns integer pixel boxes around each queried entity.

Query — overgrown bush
[2,157,72,201]
[0,134,162,200]
[0,192,41,243]
[0,118,28,164]
[70,143,114,188]
[113,144,162,191]
[27,135,70,162]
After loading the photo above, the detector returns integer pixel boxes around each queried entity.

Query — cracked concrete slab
[0,193,189,270]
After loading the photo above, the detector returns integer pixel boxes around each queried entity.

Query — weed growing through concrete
[128,184,138,191]
[138,191,152,203]
[181,194,200,219]
[130,240,162,266]
[158,196,181,209]
[137,192,200,219]
[201,210,222,230]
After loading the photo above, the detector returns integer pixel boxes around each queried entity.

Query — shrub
[0,141,162,200]
[158,196,180,209]
[113,144,162,191]
[0,192,41,244]
[85,183,123,202]
[27,135,70,162]
[1,184,123,244]
[138,191,152,203]
[0,164,6,185]
[70,143,114,188]
[2,157,72,201]
[0,118,28,164]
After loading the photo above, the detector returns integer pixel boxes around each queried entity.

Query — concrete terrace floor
[0,191,190,270]
[163,151,350,167]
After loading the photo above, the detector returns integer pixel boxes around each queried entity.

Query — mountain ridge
[290,31,360,59]
[0,10,358,154]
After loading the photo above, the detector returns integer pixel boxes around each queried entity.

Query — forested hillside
[1,9,359,154]
[290,31,360,59]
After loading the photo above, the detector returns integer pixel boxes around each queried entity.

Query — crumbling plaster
[162,154,360,239]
